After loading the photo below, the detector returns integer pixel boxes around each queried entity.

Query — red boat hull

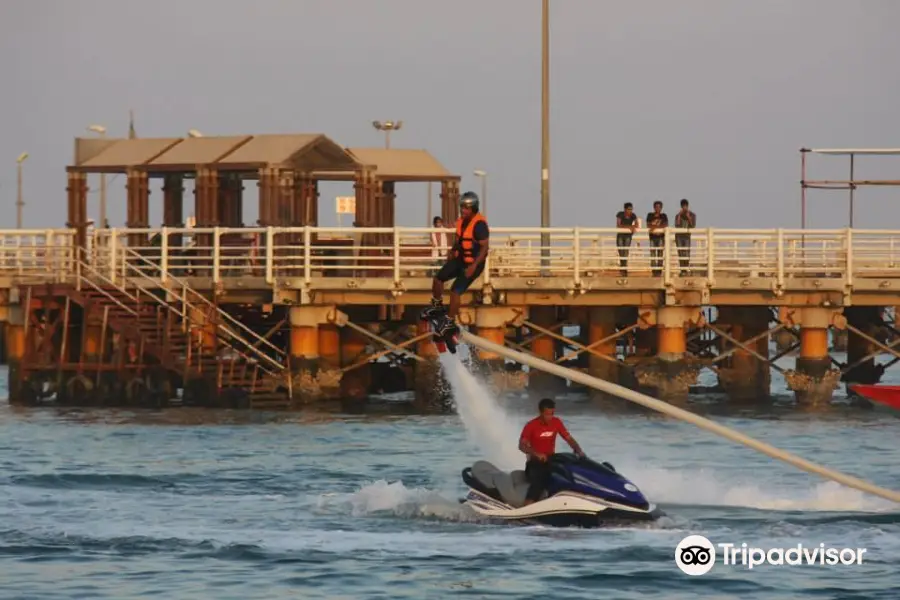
[849,384,900,410]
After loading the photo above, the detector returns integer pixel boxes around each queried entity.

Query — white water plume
[438,353,524,471]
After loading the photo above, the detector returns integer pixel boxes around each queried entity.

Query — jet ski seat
[471,460,533,508]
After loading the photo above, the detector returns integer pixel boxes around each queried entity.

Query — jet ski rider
[518,398,585,506]
[421,192,489,336]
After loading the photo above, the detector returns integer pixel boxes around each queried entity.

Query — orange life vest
[455,213,488,264]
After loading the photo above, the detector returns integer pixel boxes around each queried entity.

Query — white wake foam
[315,479,480,522]
[617,462,896,513]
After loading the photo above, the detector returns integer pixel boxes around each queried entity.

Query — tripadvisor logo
[675,535,868,575]
[675,535,716,576]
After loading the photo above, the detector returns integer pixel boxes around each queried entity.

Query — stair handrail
[76,259,140,317]
[81,255,285,382]
[118,247,287,373]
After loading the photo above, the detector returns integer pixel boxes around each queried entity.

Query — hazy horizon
[3,0,899,231]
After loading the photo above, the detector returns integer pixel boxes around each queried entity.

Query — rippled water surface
[2,352,900,599]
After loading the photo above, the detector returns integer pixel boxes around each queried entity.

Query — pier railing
[3,227,900,292]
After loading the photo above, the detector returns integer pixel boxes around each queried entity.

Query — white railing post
[707,228,715,285]
[160,226,169,284]
[110,230,118,284]
[663,229,672,286]
[393,227,401,284]
[846,228,853,289]
[265,227,274,284]
[304,226,312,284]
[573,227,581,286]
[212,227,221,284]
[776,228,784,288]
[45,230,54,277]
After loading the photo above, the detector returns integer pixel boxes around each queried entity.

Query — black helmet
[460,191,480,212]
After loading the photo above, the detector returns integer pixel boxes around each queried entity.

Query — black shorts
[435,259,485,294]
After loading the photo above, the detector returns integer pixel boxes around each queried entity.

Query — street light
[188,129,203,138]
[16,152,28,229]
[473,169,488,216]
[86,125,108,227]
[372,120,402,149]
[540,0,551,272]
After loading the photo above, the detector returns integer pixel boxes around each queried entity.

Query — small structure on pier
[66,133,461,248]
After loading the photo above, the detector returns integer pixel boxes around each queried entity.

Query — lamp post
[87,125,107,227]
[473,169,488,216]
[371,120,402,149]
[540,0,551,272]
[16,152,28,229]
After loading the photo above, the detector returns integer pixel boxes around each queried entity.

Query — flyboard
[421,310,461,354]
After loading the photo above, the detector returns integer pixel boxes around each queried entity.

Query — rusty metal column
[587,307,619,387]
[126,169,150,249]
[843,306,885,386]
[4,306,25,404]
[66,171,89,259]
[354,170,379,277]
[217,173,243,227]
[257,167,276,227]
[528,306,561,393]
[340,325,371,402]
[716,307,771,401]
[163,174,184,252]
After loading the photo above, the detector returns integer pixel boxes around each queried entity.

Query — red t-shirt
[520,416,570,457]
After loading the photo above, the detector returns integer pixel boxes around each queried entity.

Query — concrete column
[634,306,702,402]
[290,307,322,377]
[289,306,343,402]
[783,308,840,405]
[716,306,771,401]
[318,324,341,370]
[587,307,619,382]
[528,306,562,393]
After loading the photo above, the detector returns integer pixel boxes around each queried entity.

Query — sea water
[1,362,899,599]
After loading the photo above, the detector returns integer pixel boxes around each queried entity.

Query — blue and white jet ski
[461,453,661,527]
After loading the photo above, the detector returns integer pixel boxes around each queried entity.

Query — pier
[3,133,900,410]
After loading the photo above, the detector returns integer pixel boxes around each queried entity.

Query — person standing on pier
[421,192,489,335]
[615,202,638,277]
[674,199,696,275]
[646,201,668,276]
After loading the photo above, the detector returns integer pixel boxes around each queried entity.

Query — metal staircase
[68,252,291,408]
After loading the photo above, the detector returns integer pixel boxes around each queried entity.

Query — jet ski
[461,453,661,527]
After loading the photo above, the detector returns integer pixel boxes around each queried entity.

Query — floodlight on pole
[372,120,403,149]
[473,169,488,216]
[16,152,28,229]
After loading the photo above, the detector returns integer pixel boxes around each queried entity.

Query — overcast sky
[2,0,899,230]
